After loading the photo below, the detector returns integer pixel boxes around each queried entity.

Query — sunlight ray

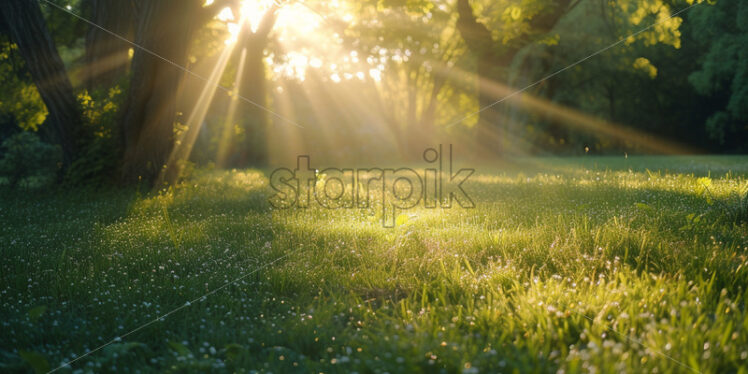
[216,48,248,168]
[267,79,306,165]
[159,42,236,184]
[425,61,695,155]
[83,50,132,84]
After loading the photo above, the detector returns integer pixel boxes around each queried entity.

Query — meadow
[1,156,748,373]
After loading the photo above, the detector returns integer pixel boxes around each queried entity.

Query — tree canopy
[0,0,743,187]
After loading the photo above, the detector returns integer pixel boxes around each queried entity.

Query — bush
[0,132,61,188]
[63,85,124,186]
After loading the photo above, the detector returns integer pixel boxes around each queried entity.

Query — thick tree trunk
[0,0,80,168]
[119,0,204,183]
[234,9,277,167]
[237,39,269,167]
[119,0,238,184]
[83,0,133,91]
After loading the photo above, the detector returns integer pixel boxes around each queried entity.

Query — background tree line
[0,0,745,188]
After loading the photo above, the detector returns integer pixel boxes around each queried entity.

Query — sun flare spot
[241,0,280,33]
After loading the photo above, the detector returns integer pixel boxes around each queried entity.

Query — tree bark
[234,8,277,167]
[83,0,134,91]
[119,0,234,183]
[0,0,80,168]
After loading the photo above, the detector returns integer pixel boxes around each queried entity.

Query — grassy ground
[1,156,748,373]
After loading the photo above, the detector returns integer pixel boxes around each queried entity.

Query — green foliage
[688,0,748,149]
[469,0,565,46]
[0,132,61,188]
[0,41,48,132]
[340,0,474,130]
[63,85,125,185]
[40,0,88,50]
[508,0,714,153]
[0,0,746,187]
[377,0,434,14]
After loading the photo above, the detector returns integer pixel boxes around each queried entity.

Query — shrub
[64,85,124,186]
[0,132,61,188]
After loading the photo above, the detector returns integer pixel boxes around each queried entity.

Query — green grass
[1,156,748,373]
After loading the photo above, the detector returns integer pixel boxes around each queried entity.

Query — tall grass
[1,157,747,373]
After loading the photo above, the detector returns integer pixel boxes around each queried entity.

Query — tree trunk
[119,0,230,184]
[455,0,510,154]
[234,9,277,167]
[83,0,134,91]
[118,0,239,184]
[236,38,269,166]
[0,0,80,168]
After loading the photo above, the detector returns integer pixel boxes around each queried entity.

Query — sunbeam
[216,48,247,168]
[422,60,696,156]
[159,42,236,185]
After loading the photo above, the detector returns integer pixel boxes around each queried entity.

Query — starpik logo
[268,145,475,227]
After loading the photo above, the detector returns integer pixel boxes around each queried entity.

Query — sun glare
[216,1,323,46]
[241,0,278,33]
[216,7,235,22]
[274,2,321,36]
[211,1,377,84]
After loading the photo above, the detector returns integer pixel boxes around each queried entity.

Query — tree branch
[528,0,577,34]
[455,0,495,56]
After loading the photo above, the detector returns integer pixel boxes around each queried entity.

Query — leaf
[28,305,47,321]
[19,351,50,374]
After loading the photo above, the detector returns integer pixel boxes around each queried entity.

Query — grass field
[1,156,748,373]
